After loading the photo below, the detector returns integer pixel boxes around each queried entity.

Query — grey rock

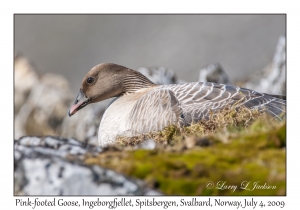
[15,61,73,139]
[198,63,231,84]
[14,56,39,115]
[14,136,161,195]
[137,66,179,85]
[61,99,113,144]
[244,36,286,95]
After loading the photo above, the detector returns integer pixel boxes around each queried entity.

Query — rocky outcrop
[198,63,231,84]
[15,56,73,139]
[137,66,179,85]
[14,56,39,115]
[244,36,286,95]
[14,136,161,195]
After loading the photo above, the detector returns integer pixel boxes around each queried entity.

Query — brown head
[68,63,156,116]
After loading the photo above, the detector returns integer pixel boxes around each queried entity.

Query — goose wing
[167,82,286,122]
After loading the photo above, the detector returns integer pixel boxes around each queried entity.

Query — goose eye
[87,77,94,84]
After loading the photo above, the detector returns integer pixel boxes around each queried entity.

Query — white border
[2,0,299,209]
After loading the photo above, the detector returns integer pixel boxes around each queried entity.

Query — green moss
[132,163,153,179]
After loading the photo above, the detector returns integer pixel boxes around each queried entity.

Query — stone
[244,36,286,95]
[198,63,231,84]
[14,136,161,195]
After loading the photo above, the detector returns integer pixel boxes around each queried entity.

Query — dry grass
[115,104,274,147]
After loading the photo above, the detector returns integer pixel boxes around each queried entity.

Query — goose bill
[68,89,90,116]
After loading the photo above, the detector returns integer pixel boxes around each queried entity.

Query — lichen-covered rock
[14,55,39,115]
[14,136,161,195]
[60,101,111,145]
[137,66,180,85]
[198,63,231,84]
[244,36,286,95]
[14,56,73,139]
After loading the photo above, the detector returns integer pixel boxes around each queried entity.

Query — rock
[14,55,39,115]
[137,66,179,85]
[14,56,74,140]
[198,63,231,84]
[14,136,161,195]
[244,36,286,95]
[61,98,113,144]
[61,105,99,144]
[14,55,109,143]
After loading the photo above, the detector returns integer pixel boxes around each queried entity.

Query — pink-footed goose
[69,63,286,147]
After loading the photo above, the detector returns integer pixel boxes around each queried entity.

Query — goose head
[68,63,155,116]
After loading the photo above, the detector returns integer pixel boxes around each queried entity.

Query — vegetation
[85,106,286,195]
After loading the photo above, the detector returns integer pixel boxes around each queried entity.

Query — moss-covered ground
[85,107,286,195]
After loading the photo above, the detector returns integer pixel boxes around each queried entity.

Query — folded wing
[167,82,286,123]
